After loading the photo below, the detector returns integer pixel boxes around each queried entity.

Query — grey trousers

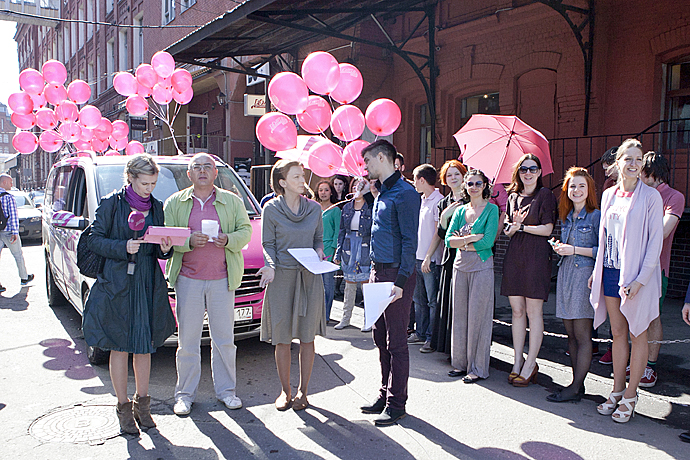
[451,267,495,378]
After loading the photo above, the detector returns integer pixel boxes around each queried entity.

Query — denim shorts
[602,267,621,298]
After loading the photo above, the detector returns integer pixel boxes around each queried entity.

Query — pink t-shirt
[180,191,227,280]
[657,183,685,275]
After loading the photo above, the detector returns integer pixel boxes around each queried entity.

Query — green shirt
[445,202,499,262]
[322,205,342,261]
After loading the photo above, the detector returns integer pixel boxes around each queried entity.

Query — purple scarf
[124,184,152,211]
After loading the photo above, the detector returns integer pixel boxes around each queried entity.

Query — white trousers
[174,275,237,402]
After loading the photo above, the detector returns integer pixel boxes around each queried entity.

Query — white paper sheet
[287,248,340,274]
[362,282,395,330]
[201,219,219,239]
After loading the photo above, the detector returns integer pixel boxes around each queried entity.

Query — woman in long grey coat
[83,154,175,435]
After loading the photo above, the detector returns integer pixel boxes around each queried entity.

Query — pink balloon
[19,68,44,95]
[296,96,331,134]
[79,105,102,129]
[109,136,128,150]
[42,60,67,85]
[91,138,108,152]
[307,139,343,177]
[79,127,94,142]
[125,140,145,155]
[365,99,402,137]
[330,63,363,104]
[158,75,172,89]
[39,130,63,153]
[111,120,129,140]
[152,84,173,105]
[330,104,365,142]
[151,51,175,79]
[59,121,82,143]
[29,92,46,111]
[44,84,68,105]
[137,83,152,98]
[11,112,36,130]
[35,108,58,130]
[8,92,33,115]
[255,112,298,151]
[12,131,38,154]
[172,87,193,105]
[113,72,138,97]
[55,101,79,123]
[74,139,92,151]
[342,140,369,177]
[126,95,149,116]
[267,72,309,115]
[135,63,158,88]
[94,118,113,141]
[171,68,192,93]
[301,52,341,96]
[67,79,91,104]
[104,149,121,156]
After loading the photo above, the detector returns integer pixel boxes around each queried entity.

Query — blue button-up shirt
[368,171,421,288]
[0,187,19,235]
[559,207,600,268]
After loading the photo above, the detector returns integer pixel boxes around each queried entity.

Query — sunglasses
[518,166,540,174]
[466,181,484,188]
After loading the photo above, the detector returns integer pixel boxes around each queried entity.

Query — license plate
[234,306,252,322]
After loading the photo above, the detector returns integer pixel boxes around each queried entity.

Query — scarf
[124,184,152,211]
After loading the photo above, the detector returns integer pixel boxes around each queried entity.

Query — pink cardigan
[590,180,664,337]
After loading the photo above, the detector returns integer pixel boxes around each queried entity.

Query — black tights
[561,318,593,398]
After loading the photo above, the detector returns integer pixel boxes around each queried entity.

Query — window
[162,0,175,25]
[459,92,500,127]
[71,21,76,57]
[87,1,93,39]
[97,56,101,94]
[78,7,84,49]
[107,0,114,15]
[181,0,196,12]
[119,30,128,71]
[665,60,690,148]
[420,104,432,164]
[87,62,94,100]
[106,39,115,86]
[64,27,70,59]
[187,113,208,153]
[133,14,143,67]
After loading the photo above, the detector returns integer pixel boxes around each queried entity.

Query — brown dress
[500,186,557,301]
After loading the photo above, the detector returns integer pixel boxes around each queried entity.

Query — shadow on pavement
[127,430,220,459]
[0,286,29,311]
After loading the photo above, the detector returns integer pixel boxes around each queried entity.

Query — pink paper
[143,226,191,246]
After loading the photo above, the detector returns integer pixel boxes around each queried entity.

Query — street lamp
[216,92,228,108]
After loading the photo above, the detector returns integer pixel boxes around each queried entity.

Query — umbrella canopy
[453,114,552,184]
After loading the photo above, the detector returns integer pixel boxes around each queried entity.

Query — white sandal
[612,393,637,423]
[597,389,625,415]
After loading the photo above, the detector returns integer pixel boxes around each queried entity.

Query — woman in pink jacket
[589,138,664,423]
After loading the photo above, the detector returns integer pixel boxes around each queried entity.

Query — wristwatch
[519,223,525,232]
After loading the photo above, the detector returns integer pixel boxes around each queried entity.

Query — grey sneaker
[407,333,423,344]
[21,274,34,285]
[420,341,435,353]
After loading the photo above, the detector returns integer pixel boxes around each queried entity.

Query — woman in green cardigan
[445,169,499,383]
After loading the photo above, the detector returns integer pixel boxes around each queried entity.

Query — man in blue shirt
[359,140,420,426]
[0,174,33,292]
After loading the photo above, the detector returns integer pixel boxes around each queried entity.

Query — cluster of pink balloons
[114,50,193,112]
[255,51,401,177]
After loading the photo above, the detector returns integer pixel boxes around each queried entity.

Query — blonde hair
[609,138,643,182]
[124,154,159,183]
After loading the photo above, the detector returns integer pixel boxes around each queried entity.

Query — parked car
[8,190,42,241]
[29,190,45,208]
[43,152,265,364]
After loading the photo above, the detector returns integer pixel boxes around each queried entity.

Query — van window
[52,165,75,212]
[66,167,87,217]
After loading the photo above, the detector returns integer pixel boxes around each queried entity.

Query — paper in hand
[287,248,339,274]
[362,282,395,330]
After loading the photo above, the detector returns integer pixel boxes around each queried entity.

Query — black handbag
[77,197,117,279]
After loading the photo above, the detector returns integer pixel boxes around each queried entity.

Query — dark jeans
[371,266,417,411]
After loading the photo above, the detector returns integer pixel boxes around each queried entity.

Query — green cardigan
[164,185,252,290]
[322,205,342,261]
[445,202,499,262]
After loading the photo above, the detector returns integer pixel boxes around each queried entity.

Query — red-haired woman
[426,159,468,354]
[501,154,558,387]
[547,167,600,402]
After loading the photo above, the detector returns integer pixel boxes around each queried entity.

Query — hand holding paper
[287,248,339,274]
[362,282,395,330]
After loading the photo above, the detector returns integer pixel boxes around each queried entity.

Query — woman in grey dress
[258,160,326,412]
[547,167,600,402]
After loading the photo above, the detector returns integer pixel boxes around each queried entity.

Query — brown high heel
[508,372,519,384]
[512,363,539,387]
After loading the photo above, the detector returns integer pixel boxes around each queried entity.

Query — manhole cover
[29,403,121,444]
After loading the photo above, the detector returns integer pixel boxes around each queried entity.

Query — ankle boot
[133,394,156,428]
[116,400,140,435]
[335,282,357,329]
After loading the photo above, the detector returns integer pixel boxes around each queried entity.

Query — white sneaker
[173,399,192,416]
[220,395,242,410]
[334,321,350,330]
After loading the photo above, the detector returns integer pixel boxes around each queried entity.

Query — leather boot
[133,394,156,428]
[335,282,357,329]
[116,400,140,435]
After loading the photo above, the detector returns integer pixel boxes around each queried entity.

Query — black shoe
[360,396,386,414]
[21,274,34,285]
[448,369,465,378]
[374,407,406,426]
[0,284,5,293]
[680,431,690,443]
[546,390,582,403]
[462,375,483,384]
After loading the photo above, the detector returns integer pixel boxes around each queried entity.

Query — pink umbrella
[453,114,552,184]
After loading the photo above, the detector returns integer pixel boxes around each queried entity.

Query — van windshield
[95,163,259,216]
